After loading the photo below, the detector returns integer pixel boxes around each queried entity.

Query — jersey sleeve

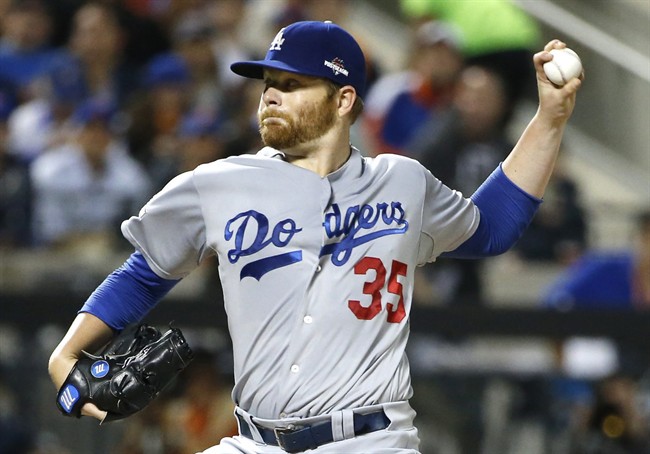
[419,168,480,264]
[121,170,209,280]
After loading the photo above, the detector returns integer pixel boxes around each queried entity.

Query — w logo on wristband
[58,384,80,414]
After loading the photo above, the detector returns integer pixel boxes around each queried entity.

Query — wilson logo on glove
[58,384,80,414]
[91,360,110,378]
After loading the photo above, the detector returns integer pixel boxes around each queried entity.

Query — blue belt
[237,409,390,453]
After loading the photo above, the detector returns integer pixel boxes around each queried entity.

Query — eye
[274,78,301,92]
[262,76,305,92]
[285,79,301,90]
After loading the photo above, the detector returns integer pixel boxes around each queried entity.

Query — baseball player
[49,21,582,453]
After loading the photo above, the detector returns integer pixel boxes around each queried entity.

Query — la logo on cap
[269,29,285,51]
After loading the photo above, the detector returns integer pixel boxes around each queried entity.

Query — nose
[262,86,281,107]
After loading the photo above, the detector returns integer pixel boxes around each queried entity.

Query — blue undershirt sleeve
[79,251,180,331]
[443,164,542,259]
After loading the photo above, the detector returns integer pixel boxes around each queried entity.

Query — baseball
[543,48,582,86]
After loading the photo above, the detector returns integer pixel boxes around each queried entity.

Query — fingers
[81,402,108,422]
[535,39,567,66]
[564,76,582,94]
[544,39,566,53]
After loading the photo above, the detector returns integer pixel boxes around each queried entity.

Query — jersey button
[303,315,313,324]
[290,364,300,373]
[280,412,287,419]
[316,265,322,272]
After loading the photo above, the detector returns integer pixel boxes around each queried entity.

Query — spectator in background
[148,109,226,191]
[409,65,514,305]
[126,52,193,169]
[0,0,61,99]
[206,0,255,91]
[514,157,589,265]
[0,77,32,247]
[62,1,139,105]
[544,210,650,310]
[171,9,222,114]
[120,0,198,38]
[411,65,514,195]
[6,56,86,163]
[30,97,151,250]
[45,0,172,62]
[400,0,540,105]
[110,1,172,67]
[362,20,463,156]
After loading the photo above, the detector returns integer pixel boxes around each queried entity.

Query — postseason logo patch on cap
[324,58,348,77]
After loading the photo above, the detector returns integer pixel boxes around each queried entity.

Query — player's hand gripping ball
[543,48,583,86]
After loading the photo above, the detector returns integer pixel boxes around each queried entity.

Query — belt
[237,410,391,453]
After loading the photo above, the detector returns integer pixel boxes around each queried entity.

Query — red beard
[258,96,337,150]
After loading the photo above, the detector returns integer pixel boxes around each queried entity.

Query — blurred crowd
[0,0,266,254]
[0,0,648,453]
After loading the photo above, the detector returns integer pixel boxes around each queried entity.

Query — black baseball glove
[56,323,194,422]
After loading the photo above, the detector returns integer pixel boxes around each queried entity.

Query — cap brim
[230,60,322,80]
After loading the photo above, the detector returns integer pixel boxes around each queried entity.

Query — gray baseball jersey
[121,146,479,421]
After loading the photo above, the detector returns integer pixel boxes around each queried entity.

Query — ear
[337,86,356,118]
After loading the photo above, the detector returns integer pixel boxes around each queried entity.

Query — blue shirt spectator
[544,211,650,310]
[0,0,62,92]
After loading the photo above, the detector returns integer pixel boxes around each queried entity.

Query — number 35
[348,256,407,323]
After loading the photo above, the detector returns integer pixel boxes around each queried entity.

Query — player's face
[258,70,338,150]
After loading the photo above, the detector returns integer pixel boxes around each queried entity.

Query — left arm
[48,252,179,422]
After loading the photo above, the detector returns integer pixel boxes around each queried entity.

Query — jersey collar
[257,146,365,183]
[258,147,286,159]
[327,146,364,183]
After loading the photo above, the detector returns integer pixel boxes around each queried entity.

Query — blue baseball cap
[71,97,117,128]
[230,21,367,98]
[144,53,191,88]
